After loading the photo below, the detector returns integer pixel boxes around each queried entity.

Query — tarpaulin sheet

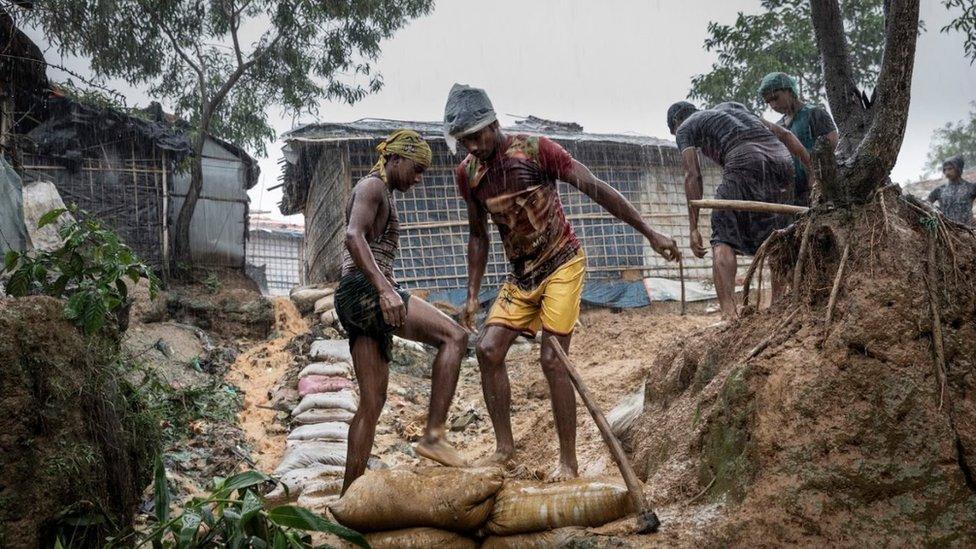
[425,278,718,310]
[0,155,28,255]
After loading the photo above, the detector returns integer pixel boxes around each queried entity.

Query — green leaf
[178,510,202,544]
[154,454,170,526]
[240,489,263,525]
[273,531,288,549]
[5,268,30,297]
[216,471,272,497]
[64,292,85,320]
[38,207,67,228]
[267,507,368,547]
[81,293,107,334]
[115,278,129,301]
[49,274,71,298]
[4,250,19,271]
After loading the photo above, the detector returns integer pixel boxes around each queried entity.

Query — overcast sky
[25,1,976,223]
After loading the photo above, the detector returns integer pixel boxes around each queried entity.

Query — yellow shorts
[486,251,586,337]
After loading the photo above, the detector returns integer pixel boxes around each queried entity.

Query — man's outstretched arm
[461,193,490,331]
[344,178,405,327]
[563,159,679,261]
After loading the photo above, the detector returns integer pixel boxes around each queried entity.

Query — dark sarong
[710,139,795,256]
[334,270,411,361]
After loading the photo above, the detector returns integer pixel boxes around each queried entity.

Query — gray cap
[443,83,497,153]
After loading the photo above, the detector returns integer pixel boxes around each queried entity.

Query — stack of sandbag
[289,285,335,319]
[479,478,635,546]
[330,467,504,548]
[271,338,357,507]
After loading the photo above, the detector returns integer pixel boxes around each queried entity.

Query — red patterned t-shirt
[455,135,581,290]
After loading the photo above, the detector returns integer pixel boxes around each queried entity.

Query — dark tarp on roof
[26,95,193,168]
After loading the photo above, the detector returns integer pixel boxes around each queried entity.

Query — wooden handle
[689,198,809,215]
[548,340,654,517]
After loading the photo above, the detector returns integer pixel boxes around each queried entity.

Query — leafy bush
[122,457,367,548]
[3,206,160,334]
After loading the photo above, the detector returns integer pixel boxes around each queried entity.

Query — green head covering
[371,129,432,182]
[758,72,799,100]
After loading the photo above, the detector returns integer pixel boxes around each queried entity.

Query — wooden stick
[690,199,809,216]
[824,242,851,326]
[678,256,686,315]
[548,341,660,534]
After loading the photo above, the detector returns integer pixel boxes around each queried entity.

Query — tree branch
[810,0,864,132]
[153,15,203,83]
[856,0,920,179]
[223,0,244,67]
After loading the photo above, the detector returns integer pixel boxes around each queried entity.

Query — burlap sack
[481,527,586,548]
[330,466,503,532]
[485,478,634,535]
[299,361,352,379]
[292,390,358,416]
[292,408,355,425]
[287,422,349,442]
[364,528,477,549]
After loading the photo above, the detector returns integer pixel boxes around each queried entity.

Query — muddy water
[226,297,307,472]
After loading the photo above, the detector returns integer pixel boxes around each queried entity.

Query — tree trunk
[173,132,205,268]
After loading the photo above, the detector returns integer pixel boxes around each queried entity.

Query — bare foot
[474,449,515,468]
[415,437,469,468]
[547,462,578,483]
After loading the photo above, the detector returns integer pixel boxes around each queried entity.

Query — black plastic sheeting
[26,95,192,169]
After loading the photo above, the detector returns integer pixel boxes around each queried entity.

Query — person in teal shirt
[759,72,838,206]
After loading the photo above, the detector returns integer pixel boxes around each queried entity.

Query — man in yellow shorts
[445,83,680,480]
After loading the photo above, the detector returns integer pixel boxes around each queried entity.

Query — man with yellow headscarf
[334,129,470,493]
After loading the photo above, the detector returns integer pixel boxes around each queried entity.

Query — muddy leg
[342,337,388,495]
[713,243,739,320]
[397,297,469,467]
[540,331,578,481]
[474,325,521,466]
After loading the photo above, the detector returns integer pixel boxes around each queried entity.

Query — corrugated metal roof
[282,117,676,147]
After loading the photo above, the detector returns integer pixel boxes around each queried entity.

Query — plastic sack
[292,390,358,416]
[275,441,347,474]
[267,464,344,503]
[290,287,334,314]
[481,527,586,548]
[607,387,645,438]
[298,375,354,396]
[485,478,633,535]
[330,466,504,533]
[310,339,353,362]
[287,422,349,442]
[314,294,335,314]
[364,528,477,549]
[292,408,355,425]
[299,361,352,379]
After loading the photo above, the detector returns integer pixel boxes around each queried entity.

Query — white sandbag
[392,336,428,354]
[21,180,73,252]
[267,464,345,503]
[320,309,339,327]
[292,390,359,416]
[275,441,347,474]
[292,408,355,425]
[607,386,645,438]
[485,478,634,535]
[299,361,352,379]
[291,287,334,314]
[314,294,336,314]
[310,339,353,362]
[287,422,349,442]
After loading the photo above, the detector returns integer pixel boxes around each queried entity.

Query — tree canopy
[926,102,976,173]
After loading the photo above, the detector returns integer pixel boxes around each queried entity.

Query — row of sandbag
[330,466,634,548]
[289,286,339,326]
[271,351,357,506]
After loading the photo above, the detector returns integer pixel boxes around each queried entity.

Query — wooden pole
[548,341,660,534]
[689,199,809,216]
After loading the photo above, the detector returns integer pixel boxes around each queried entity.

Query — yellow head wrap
[370,129,433,182]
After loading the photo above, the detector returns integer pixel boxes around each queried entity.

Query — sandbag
[287,422,349,442]
[485,478,633,535]
[481,527,586,548]
[292,390,358,416]
[314,294,336,314]
[298,374,354,396]
[607,387,645,438]
[291,287,334,314]
[330,466,503,532]
[310,339,353,362]
[267,464,345,502]
[275,441,347,474]
[364,528,477,549]
[320,309,339,327]
[292,408,355,425]
[299,361,352,379]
